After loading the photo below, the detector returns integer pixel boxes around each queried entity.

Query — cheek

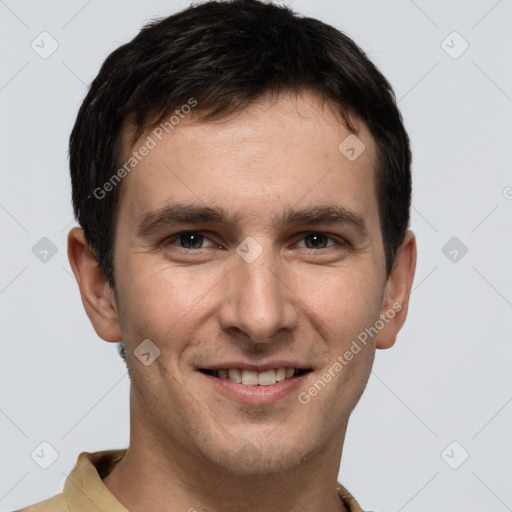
[115,256,222,351]
[295,264,383,343]
[307,272,379,407]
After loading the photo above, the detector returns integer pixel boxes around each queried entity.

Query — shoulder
[15,492,69,512]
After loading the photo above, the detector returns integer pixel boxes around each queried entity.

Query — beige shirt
[17,449,367,512]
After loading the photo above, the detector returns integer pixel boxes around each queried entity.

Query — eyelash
[162,231,349,251]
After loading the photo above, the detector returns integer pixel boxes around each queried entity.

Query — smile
[200,367,311,386]
[198,367,313,405]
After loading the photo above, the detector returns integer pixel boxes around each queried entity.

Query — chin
[201,432,318,476]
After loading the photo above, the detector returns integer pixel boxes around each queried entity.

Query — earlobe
[376,230,417,350]
[67,226,123,343]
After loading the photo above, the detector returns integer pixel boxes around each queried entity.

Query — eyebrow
[135,203,369,238]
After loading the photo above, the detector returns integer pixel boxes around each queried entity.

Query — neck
[103,393,350,512]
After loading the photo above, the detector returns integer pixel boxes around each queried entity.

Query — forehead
[117,91,380,234]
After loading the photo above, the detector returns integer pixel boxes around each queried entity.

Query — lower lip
[199,371,310,405]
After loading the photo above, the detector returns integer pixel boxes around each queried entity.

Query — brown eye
[178,232,205,249]
[164,231,215,250]
[303,233,332,249]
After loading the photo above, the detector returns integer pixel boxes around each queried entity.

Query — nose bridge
[219,240,297,342]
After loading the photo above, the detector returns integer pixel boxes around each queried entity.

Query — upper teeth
[216,368,297,386]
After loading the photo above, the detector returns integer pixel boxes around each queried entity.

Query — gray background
[1,0,511,510]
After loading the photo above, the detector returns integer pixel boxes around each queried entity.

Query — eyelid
[292,231,349,248]
[163,231,217,249]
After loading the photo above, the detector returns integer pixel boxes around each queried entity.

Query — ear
[67,226,122,342]
[376,229,417,349]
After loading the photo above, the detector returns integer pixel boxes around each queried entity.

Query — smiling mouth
[199,368,312,386]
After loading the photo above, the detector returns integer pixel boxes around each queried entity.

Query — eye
[295,233,345,250]
[164,231,216,250]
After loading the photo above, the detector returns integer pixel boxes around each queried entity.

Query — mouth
[198,367,313,386]
[198,366,313,405]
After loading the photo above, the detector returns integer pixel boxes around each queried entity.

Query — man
[19,0,416,510]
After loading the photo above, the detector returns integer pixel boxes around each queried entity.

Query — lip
[199,370,310,405]
[198,361,311,372]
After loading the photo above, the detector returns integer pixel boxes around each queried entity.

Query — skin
[68,90,416,512]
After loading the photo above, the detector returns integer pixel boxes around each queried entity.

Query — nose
[218,245,298,345]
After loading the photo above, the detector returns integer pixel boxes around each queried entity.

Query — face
[79,91,413,475]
